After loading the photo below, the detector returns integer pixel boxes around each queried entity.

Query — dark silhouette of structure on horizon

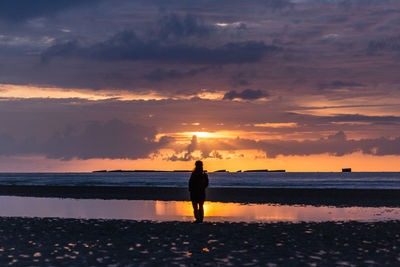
[189,161,209,223]
[92,170,192,173]
[342,168,352,172]
[243,169,285,172]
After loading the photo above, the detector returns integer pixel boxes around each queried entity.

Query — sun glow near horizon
[189,132,212,138]
[160,131,241,141]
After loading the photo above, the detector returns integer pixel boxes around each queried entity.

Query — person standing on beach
[189,160,209,223]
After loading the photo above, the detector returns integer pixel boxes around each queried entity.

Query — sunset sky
[1,0,400,172]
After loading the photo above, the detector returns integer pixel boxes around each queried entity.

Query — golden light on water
[155,201,193,216]
[1,197,400,222]
[154,201,300,221]
[153,201,400,222]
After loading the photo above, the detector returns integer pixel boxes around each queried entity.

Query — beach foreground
[0,217,399,266]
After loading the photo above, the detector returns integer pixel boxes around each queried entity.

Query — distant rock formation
[243,169,285,172]
[244,169,269,172]
[93,169,191,173]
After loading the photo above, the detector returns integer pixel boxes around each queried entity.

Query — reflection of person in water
[189,160,209,223]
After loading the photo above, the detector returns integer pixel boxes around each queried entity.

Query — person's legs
[198,200,204,222]
[192,201,199,221]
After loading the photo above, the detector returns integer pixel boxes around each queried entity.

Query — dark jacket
[189,171,209,201]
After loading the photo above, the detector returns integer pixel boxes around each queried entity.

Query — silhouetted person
[189,160,209,223]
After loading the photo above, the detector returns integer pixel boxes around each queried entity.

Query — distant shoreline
[92,169,286,173]
[1,171,400,174]
[0,185,399,207]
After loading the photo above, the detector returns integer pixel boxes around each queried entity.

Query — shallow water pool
[0,196,399,222]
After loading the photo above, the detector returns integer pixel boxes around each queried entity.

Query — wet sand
[0,185,400,207]
[0,217,399,266]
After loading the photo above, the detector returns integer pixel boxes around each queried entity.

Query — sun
[177,131,240,139]
[191,132,212,138]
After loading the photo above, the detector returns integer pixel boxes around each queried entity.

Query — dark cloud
[237,131,400,158]
[223,89,268,100]
[231,72,251,87]
[3,97,400,142]
[162,130,400,161]
[168,135,229,161]
[0,0,98,22]
[44,119,164,160]
[42,30,279,64]
[330,114,400,123]
[143,0,293,10]
[144,67,207,82]
[319,81,366,89]
[41,40,80,63]
[338,0,397,8]
[0,134,17,156]
[368,35,400,54]
[0,119,171,160]
[168,135,198,161]
[3,1,399,95]
[1,97,400,162]
[258,0,293,10]
[166,131,400,161]
[155,14,212,41]
[1,98,399,138]
[3,122,400,161]
[253,131,356,158]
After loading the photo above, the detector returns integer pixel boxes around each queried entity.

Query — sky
[1,0,400,172]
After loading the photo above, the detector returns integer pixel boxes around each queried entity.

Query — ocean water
[0,172,399,189]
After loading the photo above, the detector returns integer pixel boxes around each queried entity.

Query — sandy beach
[0,217,399,266]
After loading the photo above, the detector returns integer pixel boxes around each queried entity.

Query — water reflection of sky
[0,196,399,223]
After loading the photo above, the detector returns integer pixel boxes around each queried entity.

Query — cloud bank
[169,131,400,161]
[0,120,171,160]
[41,31,278,65]
[0,0,98,22]
[223,89,268,100]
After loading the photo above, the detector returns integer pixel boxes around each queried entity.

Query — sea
[0,172,399,189]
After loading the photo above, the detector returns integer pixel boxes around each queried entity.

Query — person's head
[194,160,203,172]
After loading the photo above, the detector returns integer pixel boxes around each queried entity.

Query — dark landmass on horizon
[93,169,287,173]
